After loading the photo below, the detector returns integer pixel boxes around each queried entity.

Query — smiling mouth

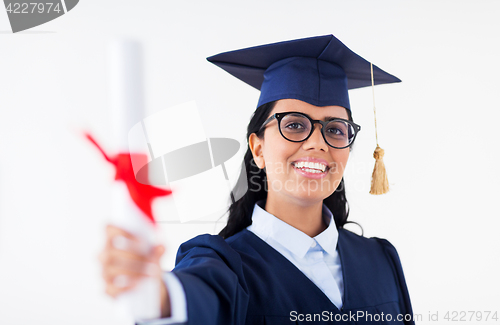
[291,161,329,174]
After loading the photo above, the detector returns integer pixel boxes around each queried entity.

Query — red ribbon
[85,133,172,224]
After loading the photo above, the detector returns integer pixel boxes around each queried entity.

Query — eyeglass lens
[280,113,355,148]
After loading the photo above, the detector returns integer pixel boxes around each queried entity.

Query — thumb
[152,244,166,260]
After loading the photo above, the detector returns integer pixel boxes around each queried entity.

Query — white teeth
[293,161,327,172]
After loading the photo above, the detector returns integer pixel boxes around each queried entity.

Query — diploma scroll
[108,39,162,322]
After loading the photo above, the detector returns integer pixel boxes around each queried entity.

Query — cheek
[262,134,299,174]
[330,149,350,175]
[264,149,292,177]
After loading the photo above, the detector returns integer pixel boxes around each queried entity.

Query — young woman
[99,34,414,325]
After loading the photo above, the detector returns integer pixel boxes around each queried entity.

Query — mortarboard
[207,34,400,110]
[207,34,399,195]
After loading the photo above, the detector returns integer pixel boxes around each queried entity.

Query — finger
[103,268,155,298]
[98,251,147,277]
[150,245,166,263]
[105,283,119,298]
[104,243,165,270]
[105,282,129,298]
[102,261,159,283]
[113,274,131,288]
[98,250,113,269]
[110,258,151,276]
[111,235,140,252]
[105,225,137,243]
[105,275,143,298]
[107,233,148,255]
[105,225,143,247]
[107,245,150,264]
[102,268,142,290]
[112,274,151,289]
[156,245,166,256]
[98,251,105,263]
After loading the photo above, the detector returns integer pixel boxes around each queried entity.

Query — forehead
[271,99,349,120]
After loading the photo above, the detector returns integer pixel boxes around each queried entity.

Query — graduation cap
[207,34,399,195]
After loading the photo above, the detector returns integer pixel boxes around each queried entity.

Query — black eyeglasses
[259,111,361,149]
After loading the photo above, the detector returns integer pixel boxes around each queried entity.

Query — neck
[264,194,327,238]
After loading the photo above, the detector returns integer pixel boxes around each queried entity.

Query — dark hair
[219,101,353,239]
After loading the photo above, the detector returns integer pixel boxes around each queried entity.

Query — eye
[285,122,306,130]
[281,114,310,133]
[325,120,350,138]
[327,127,345,136]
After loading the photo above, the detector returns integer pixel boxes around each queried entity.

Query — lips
[292,157,330,171]
[291,157,330,179]
[292,161,328,173]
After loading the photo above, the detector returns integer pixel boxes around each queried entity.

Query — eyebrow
[322,116,343,121]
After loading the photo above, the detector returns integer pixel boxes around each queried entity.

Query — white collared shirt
[141,200,344,324]
[247,200,344,309]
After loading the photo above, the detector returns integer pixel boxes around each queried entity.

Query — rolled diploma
[108,39,160,321]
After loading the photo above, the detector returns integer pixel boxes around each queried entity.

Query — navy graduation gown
[172,228,414,325]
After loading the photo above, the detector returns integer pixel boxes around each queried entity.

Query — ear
[248,133,265,169]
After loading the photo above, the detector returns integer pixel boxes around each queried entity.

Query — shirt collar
[248,200,339,258]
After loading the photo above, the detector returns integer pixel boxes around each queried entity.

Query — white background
[1,1,499,324]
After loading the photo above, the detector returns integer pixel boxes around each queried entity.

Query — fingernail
[113,275,129,288]
[112,236,129,250]
[144,263,159,277]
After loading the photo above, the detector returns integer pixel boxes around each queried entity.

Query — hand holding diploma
[99,225,172,317]
[87,132,173,319]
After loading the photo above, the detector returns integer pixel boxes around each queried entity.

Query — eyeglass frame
[258,111,361,149]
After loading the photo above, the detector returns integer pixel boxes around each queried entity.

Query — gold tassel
[370,145,389,195]
[369,62,389,195]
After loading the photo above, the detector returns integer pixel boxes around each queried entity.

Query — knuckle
[105,285,115,298]
[105,225,116,237]
[98,251,108,263]
[101,268,112,281]
[100,252,113,266]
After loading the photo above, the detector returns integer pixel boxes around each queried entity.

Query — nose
[302,123,328,151]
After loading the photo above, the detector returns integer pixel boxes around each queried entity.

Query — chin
[268,177,335,203]
[289,189,332,204]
